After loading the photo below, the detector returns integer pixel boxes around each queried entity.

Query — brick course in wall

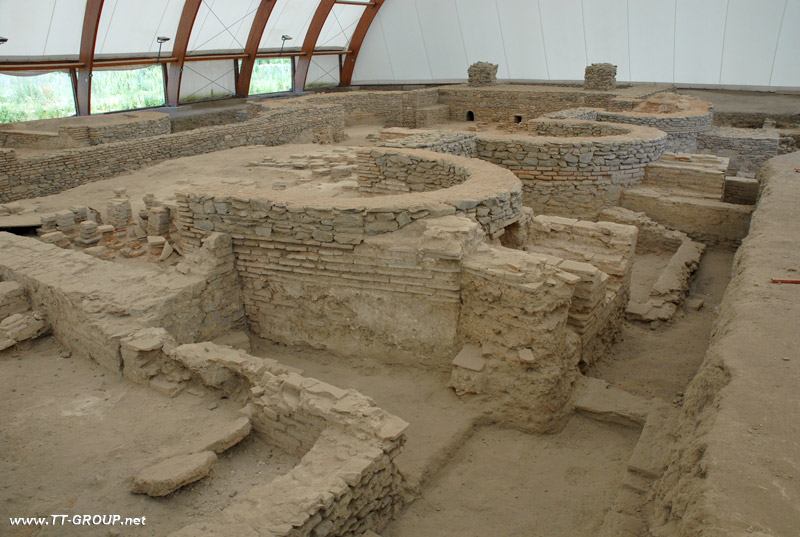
[174,149,525,361]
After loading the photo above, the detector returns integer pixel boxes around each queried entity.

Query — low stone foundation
[696,126,780,174]
[0,103,346,202]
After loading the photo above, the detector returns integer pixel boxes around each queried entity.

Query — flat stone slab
[198,417,252,454]
[573,376,651,428]
[452,344,485,372]
[627,404,671,479]
[131,451,217,497]
[0,214,44,229]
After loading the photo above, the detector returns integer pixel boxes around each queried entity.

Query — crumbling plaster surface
[650,152,800,537]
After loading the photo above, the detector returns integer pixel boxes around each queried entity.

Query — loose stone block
[131,451,217,497]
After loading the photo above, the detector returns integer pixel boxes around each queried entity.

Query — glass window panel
[91,65,165,114]
[0,72,76,123]
[247,58,292,94]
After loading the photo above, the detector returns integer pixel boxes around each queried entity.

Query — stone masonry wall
[696,126,780,174]
[0,103,346,202]
[475,121,667,218]
[597,110,712,153]
[0,232,244,372]
[439,86,623,124]
[524,214,637,365]
[157,341,409,537]
[174,150,524,362]
[584,63,617,91]
[643,153,729,198]
[305,88,441,128]
[378,129,478,158]
[468,62,499,86]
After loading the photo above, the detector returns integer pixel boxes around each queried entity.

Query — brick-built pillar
[468,62,499,86]
[585,63,617,90]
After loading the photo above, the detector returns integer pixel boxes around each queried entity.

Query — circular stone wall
[474,119,667,218]
[596,94,713,153]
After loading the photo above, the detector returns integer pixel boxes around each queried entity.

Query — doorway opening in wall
[466,111,475,121]
[513,115,523,124]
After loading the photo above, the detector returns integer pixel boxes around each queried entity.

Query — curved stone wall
[596,110,712,153]
[475,119,668,218]
[174,148,526,361]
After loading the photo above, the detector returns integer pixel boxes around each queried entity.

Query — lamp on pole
[0,37,8,45]
[280,34,293,56]
[156,36,171,63]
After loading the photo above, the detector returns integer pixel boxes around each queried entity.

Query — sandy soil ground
[1,337,297,537]
[629,251,673,304]
[589,249,735,401]
[384,417,637,537]
[677,89,800,115]
[1,124,740,536]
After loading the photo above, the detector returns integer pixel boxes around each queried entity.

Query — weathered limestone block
[39,231,70,248]
[107,198,133,229]
[0,281,29,320]
[131,451,217,497]
[0,311,49,343]
[74,220,101,246]
[147,206,171,236]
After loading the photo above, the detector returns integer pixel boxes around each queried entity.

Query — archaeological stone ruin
[2,4,800,537]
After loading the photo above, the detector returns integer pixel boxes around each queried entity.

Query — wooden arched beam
[165,0,203,107]
[293,0,336,93]
[339,0,384,86]
[235,0,278,97]
[75,0,105,116]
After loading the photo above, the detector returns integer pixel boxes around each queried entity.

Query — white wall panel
[188,0,258,53]
[495,0,548,80]
[720,0,785,86]
[416,0,468,80]
[0,0,84,58]
[317,4,364,49]
[261,0,320,50]
[350,10,395,83]
[455,0,509,79]
[538,0,586,80]
[380,0,431,81]
[673,0,726,85]
[307,54,339,86]
[96,0,184,56]
[628,0,674,82]
[769,0,800,87]
[583,0,630,82]
[179,59,235,102]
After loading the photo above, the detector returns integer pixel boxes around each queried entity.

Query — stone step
[573,376,651,428]
[628,404,672,479]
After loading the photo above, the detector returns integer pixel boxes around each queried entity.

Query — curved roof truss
[0,0,386,114]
